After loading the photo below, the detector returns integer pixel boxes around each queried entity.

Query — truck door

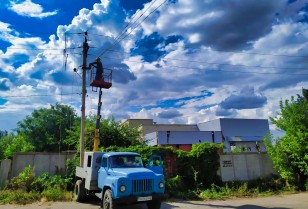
[98,156,109,189]
[147,155,163,175]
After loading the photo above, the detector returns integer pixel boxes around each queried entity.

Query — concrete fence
[219,153,277,182]
[0,159,11,189]
[0,152,75,189]
[1,152,276,189]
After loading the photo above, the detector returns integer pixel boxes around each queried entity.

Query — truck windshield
[110,155,143,168]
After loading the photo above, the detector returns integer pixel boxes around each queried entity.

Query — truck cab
[74,152,166,209]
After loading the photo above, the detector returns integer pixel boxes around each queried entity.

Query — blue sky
[0,0,308,133]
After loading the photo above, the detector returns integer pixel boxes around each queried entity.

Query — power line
[95,0,168,59]
[101,56,308,72]
[5,35,307,59]
[6,47,78,51]
[0,93,80,99]
[1,54,65,57]
[102,45,308,59]
[113,0,159,44]
[93,0,160,57]
[18,31,84,36]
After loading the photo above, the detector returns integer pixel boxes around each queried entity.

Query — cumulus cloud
[140,0,284,50]
[158,109,183,119]
[9,0,58,18]
[216,106,236,117]
[1,0,308,133]
[220,87,267,110]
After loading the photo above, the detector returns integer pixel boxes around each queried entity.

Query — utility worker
[89,57,103,81]
[95,57,103,81]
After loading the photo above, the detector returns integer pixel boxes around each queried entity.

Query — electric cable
[95,0,168,59]
[100,56,308,73]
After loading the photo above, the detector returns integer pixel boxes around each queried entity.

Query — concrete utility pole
[80,32,89,167]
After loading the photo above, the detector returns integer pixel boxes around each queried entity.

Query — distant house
[124,118,270,153]
[122,119,198,135]
[198,118,270,153]
[145,131,223,151]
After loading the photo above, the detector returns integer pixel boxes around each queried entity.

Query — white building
[125,118,270,153]
[145,131,223,151]
[197,118,270,153]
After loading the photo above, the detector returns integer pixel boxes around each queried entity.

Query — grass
[165,175,299,201]
[0,172,300,205]
[191,183,297,200]
[0,188,72,205]
[0,190,41,205]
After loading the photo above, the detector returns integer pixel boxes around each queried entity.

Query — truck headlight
[159,182,164,188]
[120,185,126,192]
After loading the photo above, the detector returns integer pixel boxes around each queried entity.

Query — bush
[175,143,222,190]
[165,175,186,195]
[1,166,73,204]
[31,172,72,192]
[5,165,35,192]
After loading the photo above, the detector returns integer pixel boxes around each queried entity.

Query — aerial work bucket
[90,58,112,89]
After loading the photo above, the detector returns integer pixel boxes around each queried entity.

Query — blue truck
[73,151,166,209]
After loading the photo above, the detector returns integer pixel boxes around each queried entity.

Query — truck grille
[132,179,153,193]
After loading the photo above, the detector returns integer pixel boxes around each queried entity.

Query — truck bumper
[114,193,168,205]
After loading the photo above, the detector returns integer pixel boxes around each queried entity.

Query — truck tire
[73,179,86,202]
[147,200,162,209]
[101,189,117,209]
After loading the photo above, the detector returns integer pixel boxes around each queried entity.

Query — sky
[0,0,307,134]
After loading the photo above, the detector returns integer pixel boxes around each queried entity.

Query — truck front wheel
[147,200,161,209]
[101,189,117,209]
[73,179,86,202]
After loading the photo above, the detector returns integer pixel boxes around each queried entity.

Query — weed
[0,190,40,205]
[41,187,72,201]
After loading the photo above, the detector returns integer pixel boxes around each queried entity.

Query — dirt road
[1,193,307,209]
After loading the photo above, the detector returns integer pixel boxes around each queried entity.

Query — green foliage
[41,187,72,201]
[199,184,232,199]
[175,143,223,190]
[165,175,184,193]
[2,166,72,204]
[0,190,41,204]
[0,133,13,159]
[3,134,34,159]
[0,130,8,138]
[265,92,308,190]
[195,175,291,200]
[65,116,143,151]
[31,172,72,192]
[65,157,79,183]
[6,166,36,192]
[99,118,143,148]
[16,103,77,152]
[165,176,199,200]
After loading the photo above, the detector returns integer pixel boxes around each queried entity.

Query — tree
[265,90,308,189]
[65,116,142,151]
[16,103,77,152]
[0,130,8,138]
[0,133,34,159]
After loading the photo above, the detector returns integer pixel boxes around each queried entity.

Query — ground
[0,193,307,209]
